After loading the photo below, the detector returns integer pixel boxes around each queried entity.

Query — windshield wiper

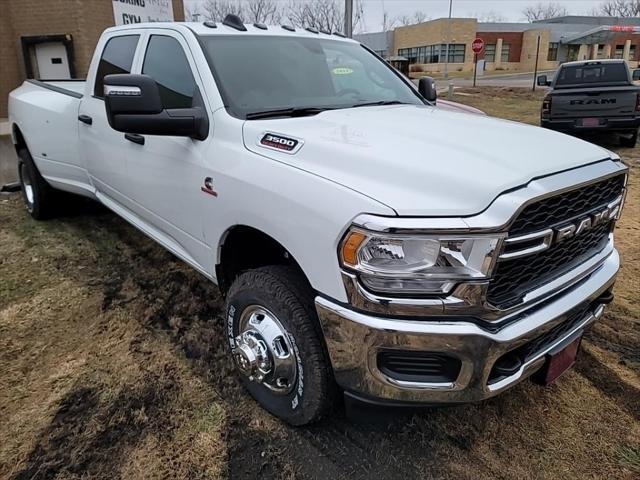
[351,100,412,108]
[245,107,335,120]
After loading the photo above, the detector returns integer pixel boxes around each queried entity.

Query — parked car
[9,17,628,425]
[436,97,486,115]
[538,59,640,146]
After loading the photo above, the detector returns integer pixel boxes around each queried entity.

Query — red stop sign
[472,38,484,54]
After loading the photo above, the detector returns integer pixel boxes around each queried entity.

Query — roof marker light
[222,14,247,31]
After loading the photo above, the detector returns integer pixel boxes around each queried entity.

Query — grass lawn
[0,87,638,479]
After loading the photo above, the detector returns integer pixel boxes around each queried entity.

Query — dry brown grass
[0,87,638,479]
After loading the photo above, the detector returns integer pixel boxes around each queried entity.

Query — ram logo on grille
[554,200,621,244]
[500,195,623,261]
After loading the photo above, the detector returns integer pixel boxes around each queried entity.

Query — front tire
[17,148,57,220]
[225,265,335,425]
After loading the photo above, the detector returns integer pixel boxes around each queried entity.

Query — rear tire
[17,148,57,220]
[620,130,638,148]
[225,265,335,425]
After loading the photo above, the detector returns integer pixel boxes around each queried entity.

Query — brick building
[356,15,640,77]
[0,0,184,119]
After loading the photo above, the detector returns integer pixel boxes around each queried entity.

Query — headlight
[340,229,504,295]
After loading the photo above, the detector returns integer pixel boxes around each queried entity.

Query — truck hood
[242,105,612,216]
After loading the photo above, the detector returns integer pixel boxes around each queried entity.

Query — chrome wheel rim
[234,305,297,395]
[20,163,34,209]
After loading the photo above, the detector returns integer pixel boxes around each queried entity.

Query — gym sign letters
[112,0,174,26]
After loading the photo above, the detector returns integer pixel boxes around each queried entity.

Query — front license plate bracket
[532,330,583,386]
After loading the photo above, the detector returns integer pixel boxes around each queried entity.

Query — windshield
[200,35,424,118]
[555,62,629,88]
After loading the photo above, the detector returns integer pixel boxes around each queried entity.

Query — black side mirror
[103,74,208,140]
[537,74,550,87]
[633,69,640,81]
[418,77,437,103]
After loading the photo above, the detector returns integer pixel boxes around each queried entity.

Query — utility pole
[344,0,353,38]
[533,35,541,91]
[444,0,453,79]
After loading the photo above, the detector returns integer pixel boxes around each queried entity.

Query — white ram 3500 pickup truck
[9,18,628,425]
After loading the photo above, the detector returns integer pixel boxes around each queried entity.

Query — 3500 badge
[259,133,302,153]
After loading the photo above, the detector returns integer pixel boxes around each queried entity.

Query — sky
[183,0,609,33]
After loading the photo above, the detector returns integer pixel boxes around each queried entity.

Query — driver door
[120,30,212,272]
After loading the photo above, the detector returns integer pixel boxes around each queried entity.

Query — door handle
[125,133,145,145]
[78,114,92,125]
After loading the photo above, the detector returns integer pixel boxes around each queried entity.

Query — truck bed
[8,79,88,194]
[25,79,86,98]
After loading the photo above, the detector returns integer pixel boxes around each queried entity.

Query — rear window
[555,63,628,87]
[94,35,139,97]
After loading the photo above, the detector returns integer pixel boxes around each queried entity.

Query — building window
[485,44,496,62]
[547,42,559,61]
[597,45,605,59]
[501,43,511,62]
[567,44,580,61]
[399,43,465,64]
[442,44,466,63]
[398,48,418,64]
[417,46,427,63]
[614,44,624,59]
[613,44,637,60]
[94,35,140,97]
[425,44,441,63]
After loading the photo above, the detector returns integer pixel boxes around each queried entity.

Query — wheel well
[216,226,309,296]
[12,124,27,154]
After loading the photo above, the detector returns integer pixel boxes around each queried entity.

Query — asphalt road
[445,70,556,88]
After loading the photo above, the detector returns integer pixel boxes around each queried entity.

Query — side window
[142,35,196,109]
[94,35,139,98]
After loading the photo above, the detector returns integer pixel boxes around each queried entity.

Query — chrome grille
[509,174,625,236]
[488,174,625,309]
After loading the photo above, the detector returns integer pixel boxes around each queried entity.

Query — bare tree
[412,10,428,24]
[381,10,397,31]
[522,2,568,22]
[286,0,364,33]
[396,10,429,26]
[202,0,244,22]
[245,0,282,24]
[186,4,204,21]
[596,0,640,16]
[201,0,364,33]
[352,0,366,33]
[470,10,508,22]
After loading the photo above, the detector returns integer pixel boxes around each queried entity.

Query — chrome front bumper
[315,249,619,404]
